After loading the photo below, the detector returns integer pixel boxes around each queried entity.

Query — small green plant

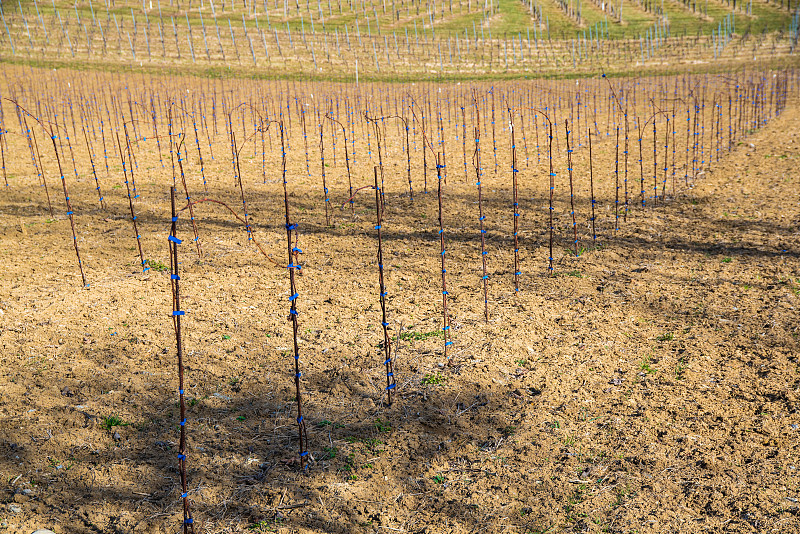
[222,334,231,340]
[322,446,338,459]
[101,415,128,430]
[361,437,383,450]
[316,419,345,429]
[248,518,282,532]
[721,257,732,263]
[421,372,445,385]
[374,418,391,433]
[640,355,657,374]
[515,358,528,367]
[656,332,674,342]
[144,259,168,272]
[674,359,687,380]
[432,474,445,484]
[228,377,240,386]
[564,270,583,277]
[236,415,246,421]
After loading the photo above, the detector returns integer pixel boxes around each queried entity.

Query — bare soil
[1,83,799,534]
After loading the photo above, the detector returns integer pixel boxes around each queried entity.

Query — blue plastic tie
[168,235,182,244]
[173,310,185,316]
[289,293,299,301]
[386,383,396,390]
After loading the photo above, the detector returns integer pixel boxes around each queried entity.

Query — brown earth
[1,79,799,534]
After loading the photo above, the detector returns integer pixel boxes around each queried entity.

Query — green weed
[144,259,168,272]
[101,415,129,430]
[374,418,391,433]
[421,372,445,385]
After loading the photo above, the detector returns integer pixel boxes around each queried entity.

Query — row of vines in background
[0,0,798,76]
[1,66,798,532]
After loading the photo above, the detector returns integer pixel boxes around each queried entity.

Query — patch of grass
[361,437,383,450]
[656,332,674,342]
[374,418,391,433]
[421,372,445,385]
[563,247,588,258]
[144,258,168,272]
[721,257,732,263]
[640,355,657,374]
[322,446,338,459]
[248,518,282,532]
[316,419,345,429]
[101,415,129,430]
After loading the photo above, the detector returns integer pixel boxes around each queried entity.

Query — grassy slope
[12,0,795,40]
